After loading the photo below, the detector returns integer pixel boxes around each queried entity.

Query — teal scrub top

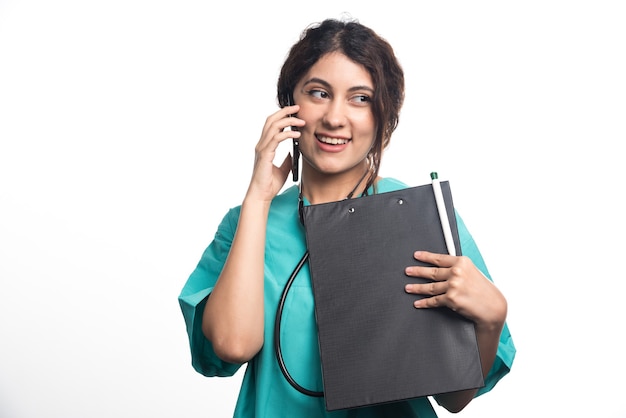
[179,178,516,418]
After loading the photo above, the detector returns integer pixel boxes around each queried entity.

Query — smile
[316,135,350,145]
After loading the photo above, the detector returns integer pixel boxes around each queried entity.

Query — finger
[405,281,448,296]
[255,123,301,160]
[268,105,299,124]
[413,250,456,268]
[261,105,301,137]
[258,116,304,153]
[277,153,293,181]
[259,114,299,143]
[282,104,300,115]
[404,265,447,282]
[413,295,448,310]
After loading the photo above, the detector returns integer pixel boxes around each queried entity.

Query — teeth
[318,135,349,145]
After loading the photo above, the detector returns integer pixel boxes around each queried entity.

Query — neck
[300,166,372,205]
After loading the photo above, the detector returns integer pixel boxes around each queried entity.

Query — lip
[315,134,351,153]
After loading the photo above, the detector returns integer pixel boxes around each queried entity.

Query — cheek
[294,103,317,124]
[354,113,376,136]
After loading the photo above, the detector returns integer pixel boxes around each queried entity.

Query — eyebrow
[302,77,375,94]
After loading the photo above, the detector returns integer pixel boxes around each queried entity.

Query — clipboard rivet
[348,207,355,213]
[397,199,404,205]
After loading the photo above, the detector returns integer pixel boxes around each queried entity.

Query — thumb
[277,153,293,183]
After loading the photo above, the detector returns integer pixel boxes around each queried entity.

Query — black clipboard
[301,181,484,411]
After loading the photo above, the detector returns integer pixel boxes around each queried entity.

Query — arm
[201,105,304,364]
[404,251,508,413]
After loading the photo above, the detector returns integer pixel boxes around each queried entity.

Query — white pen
[430,172,457,256]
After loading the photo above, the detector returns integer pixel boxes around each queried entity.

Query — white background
[1,1,625,417]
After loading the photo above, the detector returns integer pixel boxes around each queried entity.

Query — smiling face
[293,52,376,183]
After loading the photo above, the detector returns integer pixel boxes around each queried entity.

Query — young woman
[179,18,515,417]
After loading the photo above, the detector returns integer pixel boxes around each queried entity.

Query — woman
[179,18,515,417]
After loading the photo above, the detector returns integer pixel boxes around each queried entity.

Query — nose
[322,99,347,128]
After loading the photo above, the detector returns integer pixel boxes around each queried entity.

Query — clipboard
[301,181,484,411]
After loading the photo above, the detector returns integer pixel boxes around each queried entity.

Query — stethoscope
[273,172,370,397]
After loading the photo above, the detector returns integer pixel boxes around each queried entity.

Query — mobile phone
[286,95,300,182]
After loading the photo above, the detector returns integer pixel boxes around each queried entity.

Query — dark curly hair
[277,18,405,191]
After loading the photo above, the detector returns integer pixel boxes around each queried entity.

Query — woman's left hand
[404,251,507,330]
[406,250,508,412]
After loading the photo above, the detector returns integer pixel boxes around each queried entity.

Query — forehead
[300,52,373,89]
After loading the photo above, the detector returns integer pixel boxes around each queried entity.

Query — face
[293,52,376,181]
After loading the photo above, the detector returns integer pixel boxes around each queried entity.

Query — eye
[351,94,371,105]
[307,89,329,100]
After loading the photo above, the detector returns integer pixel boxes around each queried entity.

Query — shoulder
[272,184,300,207]
[374,177,410,193]
[268,185,301,230]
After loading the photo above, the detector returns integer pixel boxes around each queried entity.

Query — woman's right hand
[203,105,304,363]
[246,105,304,203]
